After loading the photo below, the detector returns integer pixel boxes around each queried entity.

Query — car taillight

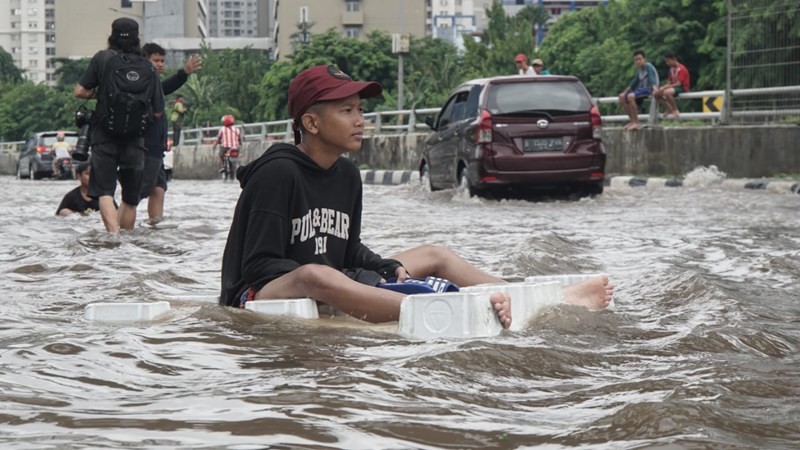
[590,105,603,140]
[477,109,492,144]
[36,145,49,153]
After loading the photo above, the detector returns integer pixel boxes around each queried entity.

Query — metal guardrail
[1,87,797,149]
[1,141,24,154]
[176,87,798,144]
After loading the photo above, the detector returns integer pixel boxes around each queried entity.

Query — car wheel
[586,181,604,197]
[420,165,434,192]
[16,164,27,179]
[458,169,475,197]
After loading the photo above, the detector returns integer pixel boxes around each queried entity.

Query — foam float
[84,301,170,322]
[84,275,599,338]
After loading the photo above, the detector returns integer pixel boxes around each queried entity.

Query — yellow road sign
[703,96,723,113]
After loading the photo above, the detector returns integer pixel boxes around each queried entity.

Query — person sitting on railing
[618,50,659,131]
[655,50,691,120]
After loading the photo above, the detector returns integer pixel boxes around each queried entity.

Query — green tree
[256,29,396,121]
[0,46,24,85]
[0,82,82,140]
[192,45,272,123]
[462,1,543,79]
[53,57,90,91]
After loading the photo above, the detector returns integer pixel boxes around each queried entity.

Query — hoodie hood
[237,143,333,188]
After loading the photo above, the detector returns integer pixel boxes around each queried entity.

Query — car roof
[36,131,78,137]
[453,74,581,92]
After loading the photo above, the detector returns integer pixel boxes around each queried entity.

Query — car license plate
[523,137,563,152]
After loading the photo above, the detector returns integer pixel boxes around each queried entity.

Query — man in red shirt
[216,115,243,172]
[656,50,690,119]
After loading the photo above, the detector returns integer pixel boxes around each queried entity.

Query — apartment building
[428,0,487,50]
[273,0,427,60]
[0,0,62,85]
[144,0,210,42]
[208,0,270,37]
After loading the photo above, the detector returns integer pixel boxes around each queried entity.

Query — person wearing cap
[73,18,165,232]
[219,65,613,325]
[531,58,551,76]
[515,53,536,75]
[55,163,116,216]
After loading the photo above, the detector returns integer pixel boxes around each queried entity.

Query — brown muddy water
[0,171,798,449]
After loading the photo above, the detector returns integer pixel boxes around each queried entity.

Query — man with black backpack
[73,18,165,233]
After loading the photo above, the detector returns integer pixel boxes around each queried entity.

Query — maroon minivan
[419,75,605,197]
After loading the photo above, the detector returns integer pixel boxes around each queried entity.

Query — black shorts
[88,138,145,206]
[139,155,168,200]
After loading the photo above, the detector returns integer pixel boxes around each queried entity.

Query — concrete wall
[2,126,799,179]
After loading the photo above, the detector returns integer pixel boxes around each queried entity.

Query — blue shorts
[629,89,651,98]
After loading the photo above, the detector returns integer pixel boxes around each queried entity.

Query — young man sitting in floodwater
[219,65,614,326]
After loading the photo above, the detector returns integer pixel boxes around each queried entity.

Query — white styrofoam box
[462,282,563,332]
[524,273,602,287]
[245,298,319,319]
[85,301,171,322]
[397,292,503,339]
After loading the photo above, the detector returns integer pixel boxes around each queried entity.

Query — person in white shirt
[51,132,72,174]
[515,53,536,76]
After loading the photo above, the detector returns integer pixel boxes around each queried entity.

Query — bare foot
[627,123,640,131]
[563,275,614,310]
[622,122,632,130]
[671,110,680,119]
[490,292,512,329]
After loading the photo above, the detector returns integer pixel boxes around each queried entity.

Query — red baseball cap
[515,53,527,63]
[288,64,382,122]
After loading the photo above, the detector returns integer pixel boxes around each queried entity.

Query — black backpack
[97,51,156,138]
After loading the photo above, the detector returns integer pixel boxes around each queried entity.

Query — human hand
[184,54,202,74]
[394,266,409,283]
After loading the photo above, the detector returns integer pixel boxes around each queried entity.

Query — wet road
[1,172,798,449]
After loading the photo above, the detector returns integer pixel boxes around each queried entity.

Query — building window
[12,8,22,15]
[46,47,55,55]
[345,26,360,39]
[46,21,54,30]
[28,8,38,16]
[29,59,38,67]
[29,21,38,28]
[46,34,55,43]
[121,0,133,8]
[346,0,360,12]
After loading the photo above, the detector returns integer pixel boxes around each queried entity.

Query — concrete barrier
[3,126,799,181]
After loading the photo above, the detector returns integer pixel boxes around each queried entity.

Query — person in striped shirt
[216,115,243,172]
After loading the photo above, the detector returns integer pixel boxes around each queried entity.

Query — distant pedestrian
[73,18,164,232]
[531,58,551,75]
[514,53,535,76]
[655,50,690,120]
[618,50,659,131]
[171,95,188,146]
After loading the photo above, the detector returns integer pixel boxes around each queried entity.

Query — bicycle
[222,148,239,182]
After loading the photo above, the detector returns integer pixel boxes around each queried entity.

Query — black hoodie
[219,143,401,306]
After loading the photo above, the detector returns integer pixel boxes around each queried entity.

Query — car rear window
[42,135,78,146]
[485,81,592,116]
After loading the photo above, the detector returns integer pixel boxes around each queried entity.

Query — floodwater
[1,169,798,449]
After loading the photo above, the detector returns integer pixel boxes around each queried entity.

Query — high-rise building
[144,0,210,42]
[208,0,270,37]
[428,0,486,51]
[273,0,426,60]
[1,0,65,85]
